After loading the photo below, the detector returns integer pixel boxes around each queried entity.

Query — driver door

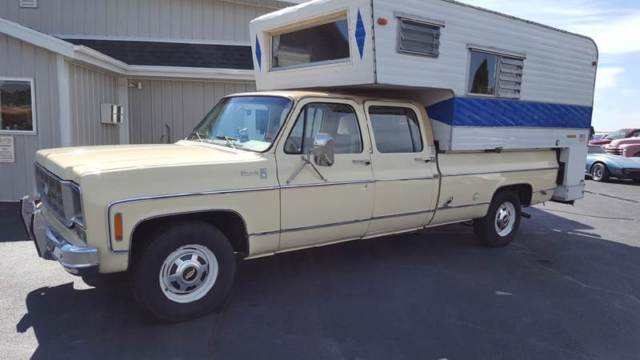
[276,98,374,251]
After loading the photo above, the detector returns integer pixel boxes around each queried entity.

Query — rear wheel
[590,163,609,182]
[474,191,522,248]
[130,221,236,322]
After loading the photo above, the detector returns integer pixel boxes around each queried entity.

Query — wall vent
[19,0,38,8]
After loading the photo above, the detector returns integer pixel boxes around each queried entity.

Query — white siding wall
[68,62,120,146]
[0,33,59,201]
[128,79,256,144]
[0,0,286,43]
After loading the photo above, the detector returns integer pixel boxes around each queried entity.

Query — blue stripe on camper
[427,97,592,129]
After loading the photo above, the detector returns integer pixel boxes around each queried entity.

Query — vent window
[19,0,38,8]
[468,49,524,99]
[397,17,442,58]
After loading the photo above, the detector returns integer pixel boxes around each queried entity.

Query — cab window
[369,106,423,153]
[284,103,363,155]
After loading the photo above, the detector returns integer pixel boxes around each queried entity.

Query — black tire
[473,191,522,248]
[130,221,236,322]
[590,163,609,182]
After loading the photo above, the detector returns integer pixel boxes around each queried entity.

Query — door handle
[353,159,371,166]
[414,156,436,163]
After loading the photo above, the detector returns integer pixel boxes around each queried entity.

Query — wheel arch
[492,183,533,207]
[129,210,250,268]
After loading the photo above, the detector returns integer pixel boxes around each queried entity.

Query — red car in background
[589,128,640,146]
[603,137,640,157]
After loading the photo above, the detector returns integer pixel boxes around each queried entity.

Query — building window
[369,106,423,153]
[397,17,442,58]
[468,49,524,99]
[0,78,35,133]
[284,103,363,155]
[271,15,350,70]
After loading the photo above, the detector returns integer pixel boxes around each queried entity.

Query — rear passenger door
[364,102,439,236]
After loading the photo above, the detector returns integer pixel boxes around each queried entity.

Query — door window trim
[365,103,429,155]
[282,100,365,155]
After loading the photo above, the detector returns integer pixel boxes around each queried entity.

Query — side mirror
[312,133,335,167]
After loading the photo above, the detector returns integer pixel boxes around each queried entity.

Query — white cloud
[596,67,624,89]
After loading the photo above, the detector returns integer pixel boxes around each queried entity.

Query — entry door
[276,99,374,251]
[364,102,439,236]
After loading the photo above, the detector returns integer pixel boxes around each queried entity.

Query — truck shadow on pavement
[0,202,27,242]
[16,208,640,360]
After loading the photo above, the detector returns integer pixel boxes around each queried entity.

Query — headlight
[35,164,84,228]
[64,183,85,228]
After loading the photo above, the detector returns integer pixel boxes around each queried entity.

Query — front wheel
[130,221,236,322]
[474,191,522,247]
[590,163,609,182]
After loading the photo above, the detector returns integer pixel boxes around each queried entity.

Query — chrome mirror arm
[286,153,327,185]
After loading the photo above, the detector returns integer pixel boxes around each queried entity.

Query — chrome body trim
[441,167,559,177]
[436,202,490,210]
[250,209,437,237]
[105,185,280,253]
[281,179,375,189]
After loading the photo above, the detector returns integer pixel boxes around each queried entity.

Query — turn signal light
[114,213,123,242]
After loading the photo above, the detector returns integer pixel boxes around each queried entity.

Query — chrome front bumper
[20,196,99,275]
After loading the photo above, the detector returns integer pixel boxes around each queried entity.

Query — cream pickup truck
[21,91,558,321]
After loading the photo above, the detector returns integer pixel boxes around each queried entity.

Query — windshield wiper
[188,131,207,142]
[215,135,238,149]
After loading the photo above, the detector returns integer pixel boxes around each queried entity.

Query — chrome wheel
[494,201,516,237]
[159,244,219,304]
[591,163,605,181]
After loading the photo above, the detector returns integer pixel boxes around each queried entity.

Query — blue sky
[461,0,640,131]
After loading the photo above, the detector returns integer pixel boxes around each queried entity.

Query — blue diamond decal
[355,10,366,60]
[255,36,262,70]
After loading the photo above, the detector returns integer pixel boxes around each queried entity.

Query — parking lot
[1,180,639,360]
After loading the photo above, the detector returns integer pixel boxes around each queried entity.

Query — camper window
[398,18,441,58]
[468,50,524,99]
[271,17,350,70]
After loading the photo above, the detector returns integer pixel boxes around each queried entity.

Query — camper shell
[250,0,598,202]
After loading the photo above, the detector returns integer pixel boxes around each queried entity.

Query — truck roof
[226,90,425,106]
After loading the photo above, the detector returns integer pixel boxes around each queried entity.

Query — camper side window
[271,16,350,70]
[468,50,524,99]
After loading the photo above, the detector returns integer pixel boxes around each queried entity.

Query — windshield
[605,130,626,140]
[188,96,293,152]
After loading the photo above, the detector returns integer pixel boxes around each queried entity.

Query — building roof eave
[0,17,257,82]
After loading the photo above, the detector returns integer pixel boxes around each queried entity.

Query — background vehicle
[586,153,640,182]
[603,137,640,157]
[589,129,640,146]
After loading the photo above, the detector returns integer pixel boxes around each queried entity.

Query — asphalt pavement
[1,180,639,360]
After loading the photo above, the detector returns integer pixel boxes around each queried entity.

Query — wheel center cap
[182,266,198,282]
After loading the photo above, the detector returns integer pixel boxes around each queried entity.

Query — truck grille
[35,165,65,220]
[603,147,622,155]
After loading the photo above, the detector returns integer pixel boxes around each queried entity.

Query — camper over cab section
[250,0,598,202]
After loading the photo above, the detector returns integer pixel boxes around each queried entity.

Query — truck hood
[36,141,262,182]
